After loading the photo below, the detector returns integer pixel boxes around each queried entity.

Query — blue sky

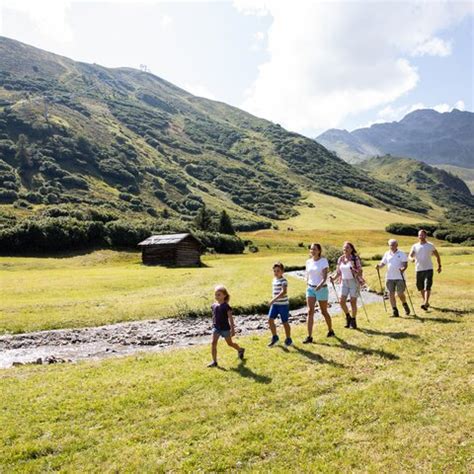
[1,1,472,136]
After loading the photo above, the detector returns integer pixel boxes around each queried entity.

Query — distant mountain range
[317,109,474,168]
[0,35,435,229]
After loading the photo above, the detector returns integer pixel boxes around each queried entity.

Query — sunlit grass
[0,251,307,334]
[0,251,472,472]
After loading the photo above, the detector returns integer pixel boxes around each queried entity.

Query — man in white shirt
[376,239,410,317]
[409,229,442,310]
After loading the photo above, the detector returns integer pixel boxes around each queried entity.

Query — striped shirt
[272,277,289,305]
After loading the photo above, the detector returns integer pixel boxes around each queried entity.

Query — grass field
[279,192,428,231]
[0,251,308,334]
[1,252,473,472]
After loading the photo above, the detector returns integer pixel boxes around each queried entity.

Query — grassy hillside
[436,164,474,193]
[1,250,472,472]
[0,36,433,248]
[361,155,473,224]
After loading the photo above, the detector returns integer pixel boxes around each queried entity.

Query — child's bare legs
[283,322,291,339]
[307,296,316,337]
[268,318,277,336]
[211,332,219,362]
[318,300,333,331]
[224,336,241,352]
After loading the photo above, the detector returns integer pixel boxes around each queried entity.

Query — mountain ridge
[317,108,474,168]
[0,36,459,241]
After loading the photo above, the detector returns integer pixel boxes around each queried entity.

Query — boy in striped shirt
[268,262,292,347]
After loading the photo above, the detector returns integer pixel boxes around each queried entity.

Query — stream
[0,273,382,368]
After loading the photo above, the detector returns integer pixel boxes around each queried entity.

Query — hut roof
[138,233,202,247]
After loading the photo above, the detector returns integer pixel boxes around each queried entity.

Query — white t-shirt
[339,259,354,280]
[410,242,435,272]
[381,250,408,280]
[306,257,329,286]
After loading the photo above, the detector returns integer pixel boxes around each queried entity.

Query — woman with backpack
[331,242,364,329]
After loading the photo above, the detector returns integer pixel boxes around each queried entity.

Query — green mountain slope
[0,36,433,226]
[435,164,474,193]
[361,155,473,224]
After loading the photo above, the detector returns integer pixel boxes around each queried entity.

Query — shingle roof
[138,233,196,246]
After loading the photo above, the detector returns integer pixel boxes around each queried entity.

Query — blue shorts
[268,304,290,323]
[306,285,329,301]
[213,327,231,338]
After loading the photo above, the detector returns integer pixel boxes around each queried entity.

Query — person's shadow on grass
[357,328,420,340]
[275,344,345,368]
[429,306,472,317]
[318,336,400,360]
[230,360,272,384]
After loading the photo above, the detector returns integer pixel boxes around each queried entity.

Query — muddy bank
[0,281,381,368]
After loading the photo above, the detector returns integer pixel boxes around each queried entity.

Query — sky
[0,0,473,137]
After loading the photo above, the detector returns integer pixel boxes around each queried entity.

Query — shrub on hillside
[385,222,438,236]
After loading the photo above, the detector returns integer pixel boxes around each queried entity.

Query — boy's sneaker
[327,329,336,337]
[268,335,279,347]
[238,348,245,360]
[391,307,400,318]
[403,303,410,315]
[207,361,218,368]
[303,336,313,344]
[284,337,293,347]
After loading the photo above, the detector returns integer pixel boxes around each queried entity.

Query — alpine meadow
[0,5,473,473]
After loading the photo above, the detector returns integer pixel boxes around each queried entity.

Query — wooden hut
[138,233,204,266]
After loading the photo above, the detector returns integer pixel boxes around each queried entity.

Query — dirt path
[0,275,382,368]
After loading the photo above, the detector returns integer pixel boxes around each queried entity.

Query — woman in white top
[303,243,335,344]
[331,241,364,329]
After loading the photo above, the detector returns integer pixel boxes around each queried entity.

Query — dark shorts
[268,304,290,323]
[416,270,434,291]
[213,327,231,339]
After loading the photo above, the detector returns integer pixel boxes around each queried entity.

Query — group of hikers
[208,229,442,367]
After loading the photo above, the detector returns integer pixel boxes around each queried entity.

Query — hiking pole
[351,268,370,323]
[376,267,387,313]
[400,271,417,318]
[330,276,339,301]
[356,280,370,323]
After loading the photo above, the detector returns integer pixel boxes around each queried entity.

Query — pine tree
[218,210,235,235]
[194,204,212,231]
[16,134,33,171]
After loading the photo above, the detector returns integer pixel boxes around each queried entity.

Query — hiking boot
[421,304,427,311]
[344,314,351,328]
[268,335,279,347]
[238,348,245,360]
[284,337,293,347]
[207,361,218,368]
[327,329,336,337]
[391,307,400,318]
[350,317,357,329]
[303,336,313,344]
[403,303,410,315]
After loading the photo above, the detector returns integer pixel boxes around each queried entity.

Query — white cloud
[160,14,173,29]
[183,83,216,100]
[250,30,265,51]
[2,0,74,43]
[233,0,474,135]
[411,37,452,57]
